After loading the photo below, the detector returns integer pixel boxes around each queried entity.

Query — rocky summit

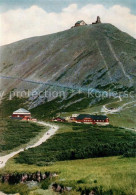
[0,23,136,104]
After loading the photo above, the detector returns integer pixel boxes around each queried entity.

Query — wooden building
[75,114,109,125]
[52,117,66,122]
[75,20,87,27]
[12,108,31,120]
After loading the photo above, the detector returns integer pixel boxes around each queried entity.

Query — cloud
[0,3,136,45]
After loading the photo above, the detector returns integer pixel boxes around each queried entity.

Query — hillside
[0,23,136,195]
[16,123,136,165]
[0,23,136,108]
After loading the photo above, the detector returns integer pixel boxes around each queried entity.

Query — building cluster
[52,113,109,126]
[11,108,37,122]
[11,108,109,125]
[72,16,101,28]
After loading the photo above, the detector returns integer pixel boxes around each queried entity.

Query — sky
[0,0,136,45]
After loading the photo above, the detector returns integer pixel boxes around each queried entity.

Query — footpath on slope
[0,121,59,169]
[101,98,136,131]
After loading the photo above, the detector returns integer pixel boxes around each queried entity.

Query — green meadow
[0,156,136,195]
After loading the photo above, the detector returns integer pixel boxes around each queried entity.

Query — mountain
[0,23,136,107]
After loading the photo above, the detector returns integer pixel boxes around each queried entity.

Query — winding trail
[0,121,59,169]
[101,98,136,131]
[101,99,136,114]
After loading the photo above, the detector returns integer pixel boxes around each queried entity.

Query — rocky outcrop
[0,172,58,184]
[52,183,72,193]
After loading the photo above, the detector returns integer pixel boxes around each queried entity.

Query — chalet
[71,20,87,28]
[52,117,66,122]
[75,20,87,27]
[12,108,31,120]
[75,114,109,125]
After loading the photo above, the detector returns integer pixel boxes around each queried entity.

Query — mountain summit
[0,23,136,96]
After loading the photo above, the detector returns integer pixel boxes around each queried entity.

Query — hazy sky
[0,0,136,45]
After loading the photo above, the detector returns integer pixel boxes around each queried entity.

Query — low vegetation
[0,119,45,153]
[0,96,46,153]
[0,95,28,118]
[15,123,136,165]
[31,93,94,120]
[0,183,29,195]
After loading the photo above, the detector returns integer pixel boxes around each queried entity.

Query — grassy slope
[106,99,136,128]
[0,95,136,195]
[108,106,136,129]
[0,156,136,195]
[30,93,94,120]
[14,124,136,165]
[0,119,48,155]
[31,94,136,129]
[0,122,135,194]
[0,96,48,155]
[63,97,136,129]
[0,116,135,194]
[0,95,28,118]
[15,123,136,165]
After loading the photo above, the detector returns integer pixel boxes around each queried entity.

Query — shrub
[123,149,136,157]
[41,178,51,190]
[16,124,136,165]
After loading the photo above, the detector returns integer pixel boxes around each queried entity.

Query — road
[101,98,136,131]
[101,99,136,114]
[0,121,59,169]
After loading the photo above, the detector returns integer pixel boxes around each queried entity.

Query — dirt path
[101,99,136,114]
[0,192,7,195]
[0,121,59,169]
[101,98,136,131]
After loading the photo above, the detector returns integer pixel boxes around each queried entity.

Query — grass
[108,105,136,129]
[0,156,136,195]
[0,102,135,195]
[59,97,136,129]
[0,92,136,194]
[28,189,58,195]
[106,98,135,110]
[0,183,30,195]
